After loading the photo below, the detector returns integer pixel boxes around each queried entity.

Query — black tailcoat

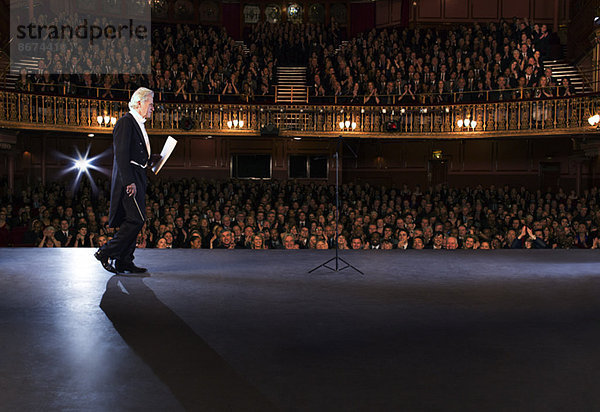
[108,112,150,228]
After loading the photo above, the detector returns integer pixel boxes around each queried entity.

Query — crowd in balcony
[311,18,575,104]
[1,177,598,250]
[11,15,577,106]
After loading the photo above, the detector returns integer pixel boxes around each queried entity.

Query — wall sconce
[97,114,117,127]
[588,114,600,127]
[456,118,477,131]
[227,118,244,129]
[339,120,358,131]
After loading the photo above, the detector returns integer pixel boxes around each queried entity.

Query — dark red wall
[11,134,596,193]
[222,2,241,39]
[407,0,567,28]
[350,2,376,37]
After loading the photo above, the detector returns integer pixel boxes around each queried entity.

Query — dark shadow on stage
[100,275,276,411]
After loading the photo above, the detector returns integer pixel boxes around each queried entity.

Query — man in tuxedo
[524,65,537,88]
[55,219,73,247]
[95,87,158,274]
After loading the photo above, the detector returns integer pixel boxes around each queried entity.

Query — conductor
[95,87,158,274]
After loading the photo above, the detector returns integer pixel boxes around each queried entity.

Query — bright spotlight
[457,119,463,128]
[55,144,110,193]
[74,158,90,171]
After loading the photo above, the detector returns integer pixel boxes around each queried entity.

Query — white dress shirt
[130,109,151,158]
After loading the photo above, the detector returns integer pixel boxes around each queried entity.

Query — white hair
[128,87,154,111]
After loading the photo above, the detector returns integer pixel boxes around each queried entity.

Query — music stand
[309,135,363,275]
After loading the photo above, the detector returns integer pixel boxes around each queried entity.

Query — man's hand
[150,154,162,167]
[126,183,137,197]
[519,226,527,239]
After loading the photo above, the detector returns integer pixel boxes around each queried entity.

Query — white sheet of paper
[152,136,177,175]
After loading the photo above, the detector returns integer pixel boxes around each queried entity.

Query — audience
[13,16,568,104]
[1,177,598,250]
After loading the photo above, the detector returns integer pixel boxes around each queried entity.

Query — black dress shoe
[95,250,117,274]
[115,261,147,273]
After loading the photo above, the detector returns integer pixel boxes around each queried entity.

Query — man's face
[138,96,154,119]
[399,231,408,243]
[300,227,309,238]
[446,237,458,249]
[351,238,362,249]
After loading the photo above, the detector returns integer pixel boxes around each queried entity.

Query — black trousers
[102,170,146,264]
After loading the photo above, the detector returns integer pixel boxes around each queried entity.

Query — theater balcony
[0,89,598,139]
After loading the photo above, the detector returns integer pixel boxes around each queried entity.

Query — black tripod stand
[309,135,363,275]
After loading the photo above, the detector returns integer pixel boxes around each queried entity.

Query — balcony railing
[0,89,598,138]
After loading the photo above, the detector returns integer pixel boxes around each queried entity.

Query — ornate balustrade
[0,89,598,138]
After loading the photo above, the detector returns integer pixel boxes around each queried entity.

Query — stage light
[588,114,600,126]
[382,108,387,114]
[96,116,103,125]
[457,119,463,128]
[88,133,94,137]
[56,144,109,193]
[345,120,350,128]
[339,121,344,129]
[351,122,357,130]
[103,115,110,124]
[110,117,117,126]
[74,157,90,171]
[400,108,406,114]
[227,120,233,128]
[471,120,477,129]
[233,119,239,127]
[239,120,244,127]
[464,119,471,127]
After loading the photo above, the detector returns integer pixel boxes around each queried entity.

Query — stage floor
[2,249,600,411]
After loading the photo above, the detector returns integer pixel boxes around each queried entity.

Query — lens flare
[55,144,110,193]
